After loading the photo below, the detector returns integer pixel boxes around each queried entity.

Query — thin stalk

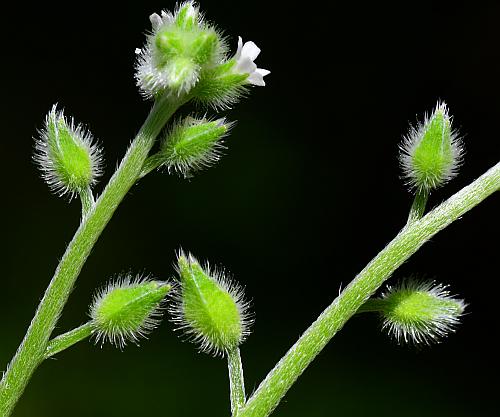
[0,94,186,416]
[140,154,164,178]
[79,187,95,218]
[228,347,246,415]
[238,161,500,417]
[407,188,429,224]
[44,323,93,359]
[356,299,386,313]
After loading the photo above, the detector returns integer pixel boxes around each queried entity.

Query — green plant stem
[238,161,500,417]
[44,323,93,359]
[228,347,246,415]
[79,187,95,217]
[407,188,429,224]
[0,94,185,416]
[140,154,164,178]
[356,298,386,313]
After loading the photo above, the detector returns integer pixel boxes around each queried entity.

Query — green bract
[34,105,103,197]
[400,102,463,191]
[171,252,251,355]
[90,277,171,348]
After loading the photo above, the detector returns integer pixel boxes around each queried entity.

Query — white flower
[233,36,270,86]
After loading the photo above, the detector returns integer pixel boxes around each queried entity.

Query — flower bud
[34,105,103,198]
[90,275,171,348]
[376,280,466,345]
[157,116,232,177]
[170,252,252,356]
[400,102,463,192]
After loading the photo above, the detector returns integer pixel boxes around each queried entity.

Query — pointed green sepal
[175,1,199,30]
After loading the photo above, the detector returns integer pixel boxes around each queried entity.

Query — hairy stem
[238,161,500,417]
[0,95,185,416]
[79,187,95,218]
[44,323,93,359]
[407,188,429,224]
[228,347,246,415]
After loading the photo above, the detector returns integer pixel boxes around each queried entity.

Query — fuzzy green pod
[90,276,171,348]
[364,280,466,345]
[400,102,463,191]
[154,116,232,177]
[170,252,252,356]
[34,105,103,198]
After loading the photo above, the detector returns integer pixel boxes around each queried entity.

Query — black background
[0,1,498,416]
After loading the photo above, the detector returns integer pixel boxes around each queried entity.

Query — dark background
[1,1,498,416]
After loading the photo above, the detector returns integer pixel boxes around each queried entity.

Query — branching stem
[0,94,186,416]
[407,188,429,224]
[237,161,500,417]
[44,322,93,359]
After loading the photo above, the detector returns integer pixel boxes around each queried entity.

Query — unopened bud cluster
[89,275,170,348]
[135,1,269,105]
[34,105,103,198]
[400,102,463,192]
[170,252,252,356]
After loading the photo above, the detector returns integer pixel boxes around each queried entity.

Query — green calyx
[157,116,230,177]
[192,60,249,108]
[401,102,463,192]
[365,280,466,345]
[36,107,102,196]
[173,253,248,355]
[90,278,171,347]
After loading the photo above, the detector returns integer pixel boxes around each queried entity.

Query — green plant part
[400,101,463,192]
[359,280,466,344]
[0,3,269,415]
[171,252,252,355]
[143,116,231,177]
[136,1,227,97]
[90,276,171,348]
[34,105,103,198]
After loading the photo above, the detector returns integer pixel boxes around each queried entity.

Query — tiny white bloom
[233,36,270,86]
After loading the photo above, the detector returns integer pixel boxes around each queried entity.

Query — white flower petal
[149,13,163,29]
[247,71,265,86]
[235,57,257,75]
[241,41,261,61]
[235,36,243,61]
[256,68,270,76]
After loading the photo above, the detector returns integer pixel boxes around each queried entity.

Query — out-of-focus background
[1,1,498,416]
